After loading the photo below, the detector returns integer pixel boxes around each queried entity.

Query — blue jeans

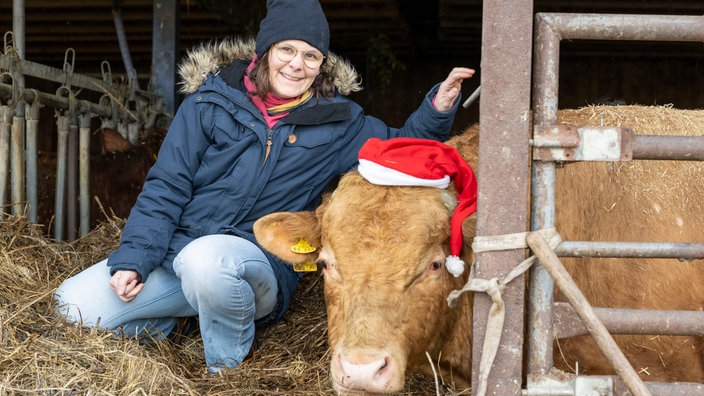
[54,234,279,372]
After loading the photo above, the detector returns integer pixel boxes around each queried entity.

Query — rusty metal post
[527,12,561,376]
[151,0,179,115]
[10,112,25,216]
[472,0,534,394]
[66,115,78,241]
[0,105,12,214]
[25,95,39,222]
[78,113,91,236]
[54,113,70,241]
[12,0,26,217]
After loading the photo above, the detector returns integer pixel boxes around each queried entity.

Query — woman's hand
[110,270,145,303]
[433,67,476,112]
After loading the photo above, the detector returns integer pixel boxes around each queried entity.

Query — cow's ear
[462,212,477,246]
[253,211,322,264]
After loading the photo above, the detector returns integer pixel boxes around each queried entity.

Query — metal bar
[461,85,481,109]
[112,2,140,90]
[12,0,25,59]
[78,113,91,236]
[54,114,70,241]
[10,114,24,215]
[556,241,704,259]
[527,231,652,396]
[632,135,704,161]
[553,302,704,338]
[25,98,39,222]
[528,9,562,376]
[0,106,11,215]
[66,118,78,241]
[538,13,704,42]
[473,0,533,394]
[616,380,704,395]
[0,81,121,120]
[0,54,157,100]
[527,376,704,396]
[150,0,179,115]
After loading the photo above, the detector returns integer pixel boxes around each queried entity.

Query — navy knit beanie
[255,0,330,58]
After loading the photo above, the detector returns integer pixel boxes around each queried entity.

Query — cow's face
[254,171,473,394]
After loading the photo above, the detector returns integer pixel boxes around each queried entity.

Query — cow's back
[553,106,704,381]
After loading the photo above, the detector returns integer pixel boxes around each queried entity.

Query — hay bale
[556,105,704,243]
[0,215,455,395]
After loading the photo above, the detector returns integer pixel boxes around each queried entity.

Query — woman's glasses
[273,44,325,69]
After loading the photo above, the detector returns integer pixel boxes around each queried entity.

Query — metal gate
[0,2,169,241]
[474,2,704,395]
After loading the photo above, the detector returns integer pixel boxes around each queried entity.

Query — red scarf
[244,56,312,128]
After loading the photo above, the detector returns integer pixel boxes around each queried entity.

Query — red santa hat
[357,137,478,277]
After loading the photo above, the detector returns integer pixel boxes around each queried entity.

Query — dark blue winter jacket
[106,38,461,326]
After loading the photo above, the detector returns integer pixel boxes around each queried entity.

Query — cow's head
[254,170,475,394]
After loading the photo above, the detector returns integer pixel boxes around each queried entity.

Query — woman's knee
[174,235,268,284]
[53,259,114,327]
[174,235,277,310]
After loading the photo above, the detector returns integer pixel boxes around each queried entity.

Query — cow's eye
[430,261,442,271]
[319,261,328,269]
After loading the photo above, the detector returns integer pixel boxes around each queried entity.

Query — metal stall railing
[1,0,170,240]
[527,13,704,396]
[0,42,163,240]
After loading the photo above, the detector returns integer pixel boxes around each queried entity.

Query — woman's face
[267,39,323,98]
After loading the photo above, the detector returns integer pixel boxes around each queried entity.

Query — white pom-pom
[445,255,465,277]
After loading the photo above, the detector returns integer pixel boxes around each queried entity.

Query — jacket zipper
[264,129,274,165]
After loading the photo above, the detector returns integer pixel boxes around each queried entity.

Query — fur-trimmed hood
[177,37,362,96]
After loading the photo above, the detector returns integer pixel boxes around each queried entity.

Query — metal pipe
[112,0,140,90]
[151,0,179,115]
[527,9,562,376]
[11,0,27,217]
[10,114,25,215]
[461,85,481,109]
[632,135,704,160]
[12,0,25,59]
[66,117,78,241]
[54,114,70,241]
[0,81,125,120]
[553,302,704,338]
[537,13,704,42]
[79,113,91,236]
[25,97,39,222]
[0,54,157,100]
[0,106,12,215]
[556,241,704,259]
[12,0,26,121]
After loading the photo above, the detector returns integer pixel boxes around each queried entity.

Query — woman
[54,0,475,373]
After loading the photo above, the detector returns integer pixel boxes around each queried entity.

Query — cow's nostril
[333,352,400,393]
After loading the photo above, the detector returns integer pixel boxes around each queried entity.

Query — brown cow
[253,106,704,394]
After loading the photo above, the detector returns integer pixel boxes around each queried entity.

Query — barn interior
[0,0,703,230]
[2,1,704,395]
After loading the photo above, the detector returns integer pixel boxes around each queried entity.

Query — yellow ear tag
[293,260,318,272]
[290,238,317,254]
[290,238,318,272]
